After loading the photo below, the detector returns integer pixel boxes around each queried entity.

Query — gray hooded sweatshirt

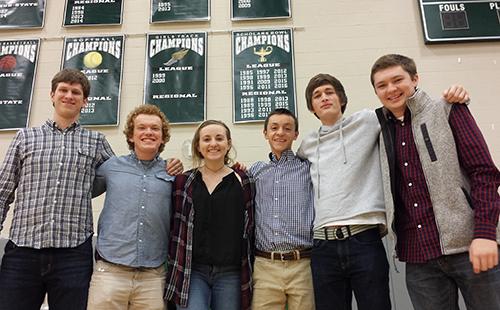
[297,109,386,230]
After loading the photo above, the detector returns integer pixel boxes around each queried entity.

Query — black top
[192,172,245,266]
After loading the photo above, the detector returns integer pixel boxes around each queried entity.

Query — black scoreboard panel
[418,0,500,43]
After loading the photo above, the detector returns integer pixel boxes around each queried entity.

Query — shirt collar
[269,149,295,163]
[44,119,80,132]
[130,150,160,163]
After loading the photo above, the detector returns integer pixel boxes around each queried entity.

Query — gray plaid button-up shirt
[0,120,114,249]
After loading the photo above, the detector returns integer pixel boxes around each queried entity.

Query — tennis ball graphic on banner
[83,51,103,69]
[0,55,17,72]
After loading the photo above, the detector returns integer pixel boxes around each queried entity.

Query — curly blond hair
[124,104,170,153]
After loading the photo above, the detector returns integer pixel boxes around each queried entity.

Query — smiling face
[50,82,87,124]
[311,84,344,126]
[372,65,419,118]
[197,124,231,165]
[130,114,164,160]
[264,114,298,159]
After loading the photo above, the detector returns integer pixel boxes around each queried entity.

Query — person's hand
[442,85,469,104]
[469,238,499,274]
[232,161,248,172]
[166,158,183,176]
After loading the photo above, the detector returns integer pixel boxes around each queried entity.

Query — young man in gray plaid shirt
[0,69,114,310]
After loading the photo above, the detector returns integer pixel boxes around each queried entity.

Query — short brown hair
[305,73,348,113]
[51,68,91,99]
[264,108,298,132]
[124,104,170,154]
[191,120,234,167]
[370,54,417,87]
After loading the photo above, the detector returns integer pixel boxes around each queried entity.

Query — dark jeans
[311,228,391,310]
[406,251,500,310]
[0,238,93,310]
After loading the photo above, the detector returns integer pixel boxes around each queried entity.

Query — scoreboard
[418,0,500,43]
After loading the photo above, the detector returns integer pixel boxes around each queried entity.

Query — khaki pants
[87,260,166,310]
[252,256,315,310]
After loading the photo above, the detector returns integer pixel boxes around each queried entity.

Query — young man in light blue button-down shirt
[87,105,176,310]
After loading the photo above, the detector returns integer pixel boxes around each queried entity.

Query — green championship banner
[63,0,123,26]
[0,39,40,130]
[150,0,210,23]
[0,0,45,28]
[62,35,124,126]
[232,28,296,123]
[231,0,290,20]
[144,32,207,124]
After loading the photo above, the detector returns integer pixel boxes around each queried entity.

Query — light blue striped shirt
[249,150,314,252]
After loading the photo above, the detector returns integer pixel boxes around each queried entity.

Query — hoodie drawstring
[339,119,347,165]
[315,118,348,200]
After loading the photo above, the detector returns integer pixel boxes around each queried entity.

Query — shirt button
[274,197,278,201]
[56,181,60,185]
[59,162,63,166]
[141,206,145,209]
[402,142,406,146]
[139,239,143,242]
[401,122,405,126]
[274,232,278,236]
[143,189,146,192]
[417,224,422,229]
[143,175,146,178]
[140,222,143,226]
[414,203,418,207]
[273,215,278,218]
[404,162,408,167]
[275,181,279,184]
[408,182,413,187]
[53,200,57,203]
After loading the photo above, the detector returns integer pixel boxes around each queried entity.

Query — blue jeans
[406,251,500,310]
[0,238,93,310]
[311,228,391,310]
[178,263,241,310]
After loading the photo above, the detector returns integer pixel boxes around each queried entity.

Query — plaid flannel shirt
[0,120,114,248]
[165,168,255,310]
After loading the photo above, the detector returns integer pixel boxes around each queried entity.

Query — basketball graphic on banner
[0,55,17,72]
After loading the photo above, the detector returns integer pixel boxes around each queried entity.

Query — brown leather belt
[255,248,311,261]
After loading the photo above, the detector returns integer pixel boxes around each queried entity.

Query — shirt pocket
[152,171,174,197]
[155,171,175,182]
[75,146,97,170]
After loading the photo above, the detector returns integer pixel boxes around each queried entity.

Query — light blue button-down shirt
[93,152,174,268]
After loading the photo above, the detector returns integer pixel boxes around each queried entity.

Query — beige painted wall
[1,0,499,236]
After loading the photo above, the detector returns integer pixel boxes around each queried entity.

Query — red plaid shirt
[393,105,500,263]
[164,168,255,309]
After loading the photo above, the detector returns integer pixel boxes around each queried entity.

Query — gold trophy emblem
[253,46,273,63]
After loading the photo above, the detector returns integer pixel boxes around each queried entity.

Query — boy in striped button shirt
[249,108,315,310]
